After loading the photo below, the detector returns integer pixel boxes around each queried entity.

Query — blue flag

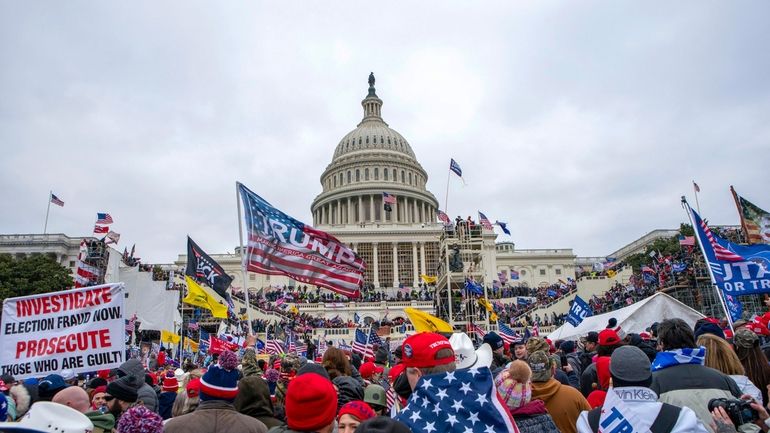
[495,221,511,235]
[725,294,743,323]
[517,297,529,306]
[509,270,519,280]
[689,205,770,295]
[449,158,463,177]
[546,289,557,297]
[643,273,657,284]
[396,367,517,433]
[464,279,483,295]
[566,295,592,327]
[672,262,687,273]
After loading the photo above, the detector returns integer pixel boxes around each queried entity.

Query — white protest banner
[1,283,126,380]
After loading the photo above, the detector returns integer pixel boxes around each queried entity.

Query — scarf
[651,347,706,372]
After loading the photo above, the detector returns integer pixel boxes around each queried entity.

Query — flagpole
[235,182,255,336]
[444,168,451,217]
[729,185,750,243]
[44,191,52,234]
[682,198,734,333]
[693,181,701,214]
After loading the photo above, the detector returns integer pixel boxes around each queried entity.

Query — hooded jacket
[235,376,285,430]
[165,399,268,433]
[118,358,159,412]
[158,391,177,420]
[531,378,591,433]
[333,376,364,410]
[510,400,560,433]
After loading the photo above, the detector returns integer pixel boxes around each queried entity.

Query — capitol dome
[311,73,439,227]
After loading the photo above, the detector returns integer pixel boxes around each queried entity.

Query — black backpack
[586,403,681,433]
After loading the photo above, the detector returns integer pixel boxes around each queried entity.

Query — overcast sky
[2,2,769,263]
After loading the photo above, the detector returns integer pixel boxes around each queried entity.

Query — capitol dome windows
[365,168,369,181]
[366,136,369,144]
[384,169,389,181]
[356,169,360,182]
[401,170,405,183]
[392,168,397,181]
[409,172,412,185]
[347,171,351,183]
[374,168,379,180]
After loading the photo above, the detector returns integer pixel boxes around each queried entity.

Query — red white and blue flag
[437,210,452,225]
[96,213,114,224]
[94,225,109,234]
[352,328,374,358]
[50,193,64,207]
[478,212,494,231]
[266,338,285,355]
[382,192,396,204]
[468,323,486,340]
[498,323,520,344]
[238,183,365,298]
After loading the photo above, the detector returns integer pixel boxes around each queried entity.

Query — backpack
[586,403,681,433]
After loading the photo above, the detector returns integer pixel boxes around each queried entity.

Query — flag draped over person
[238,182,366,298]
[186,236,233,299]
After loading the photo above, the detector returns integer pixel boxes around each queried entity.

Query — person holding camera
[577,345,707,432]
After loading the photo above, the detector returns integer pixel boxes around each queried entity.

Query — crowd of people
[5,315,770,433]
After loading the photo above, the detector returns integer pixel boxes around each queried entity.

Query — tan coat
[531,378,591,433]
[165,400,268,433]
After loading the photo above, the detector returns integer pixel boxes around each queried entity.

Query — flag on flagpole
[183,276,228,319]
[238,182,365,298]
[731,187,770,245]
[186,236,234,300]
[96,213,114,224]
[50,193,64,207]
[449,158,463,178]
[352,329,374,358]
[436,210,452,225]
[495,221,511,235]
[468,323,486,340]
[382,192,395,212]
[498,323,519,344]
[693,181,700,193]
[105,231,121,245]
[478,212,494,231]
[93,225,108,234]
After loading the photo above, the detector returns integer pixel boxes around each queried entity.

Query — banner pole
[444,168,451,217]
[44,191,52,234]
[236,182,254,337]
[682,199,734,333]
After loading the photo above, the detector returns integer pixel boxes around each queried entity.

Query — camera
[708,398,758,426]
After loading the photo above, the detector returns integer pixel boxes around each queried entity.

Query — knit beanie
[354,416,413,433]
[337,400,376,422]
[116,405,163,433]
[494,360,532,410]
[285,373,338,432]
[161,372,179,392]
[186,378,201,398]
[106,376,139,403]
[200,350,239,402]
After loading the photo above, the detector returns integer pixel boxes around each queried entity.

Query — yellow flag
[490,312,499,322]
[185,339,199,352]
[161,330,180,344]
[607,269,617,278]
[183,276,228,319]
[404,307,453,334]
[420,274,437,284]
[290,305,299,315]
[478,298,493,312]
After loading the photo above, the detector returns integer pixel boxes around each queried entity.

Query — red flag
[93,225,109,234]
[209,336,240,354]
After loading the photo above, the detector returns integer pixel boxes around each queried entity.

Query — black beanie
[355,416,412,433]
[107,375,139,403]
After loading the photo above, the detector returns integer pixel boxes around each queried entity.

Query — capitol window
[401,170,405,183]
[556,268,562,275]
[384,169,389,181]
[392,168,397,180]
[365,168,369,181]
[408,172,412,185]
[374,168,379,180]
[539,269,546,276]
[347,171,351,183]
[356,169,360,181]
[366,136,369,144]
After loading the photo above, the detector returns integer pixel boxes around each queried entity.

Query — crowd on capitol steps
[6,314,770,433]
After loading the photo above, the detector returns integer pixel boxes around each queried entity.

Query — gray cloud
[1,1,769,262]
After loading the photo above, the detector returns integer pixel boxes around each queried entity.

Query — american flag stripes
[266,339,285,355]
[436,210,452,225]
[96,213,113,224]
[382,192,396,204]
[497,323,520,344]
[368,328,383,347]
[698,216,744,261]
[478,212,494,231]
[93,225,109,234]
[468,323,486,340]
[50,193,64,207]
[352,328,374,358]
[238,183,366,298]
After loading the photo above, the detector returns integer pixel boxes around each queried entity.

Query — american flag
[266,339,285,355]
[125,314,137,333]
[468,323,486,340]
[96,213,113,224]
[694,209,744,262]
[368,328,383,346]
[478,212,494,231]
[105,231,120,245]
[188,321,199,331]
[498,323,520,344]
[436,210,452,225]
[395,367,519,433]
[382,192,396,204]
[352,328,374,358]
[50,193,64,207]
[386,386,397,411]
[287,335,296,353]
[238,183,366,298]
[295,341,307,356]
[93,225,109,234]
[641,266,655,274]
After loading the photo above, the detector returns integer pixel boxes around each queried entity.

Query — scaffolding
[435,223,497,331]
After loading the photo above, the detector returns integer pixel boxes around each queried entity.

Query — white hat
[449,332,493,370]
[60,369,76,381]
[174,368,186,382]
[0,402,94,433]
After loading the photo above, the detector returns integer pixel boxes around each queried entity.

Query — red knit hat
[388,364,405,384]
[401,332,454,368]
[359,362,384,380]
[162,372,179,392]
[598,329,621,346]
[337,400,376,422]
[186,378,201,398]
[285,373,338,431]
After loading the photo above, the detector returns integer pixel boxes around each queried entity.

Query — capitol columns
[372,243,380,287]
[347,197,352,224]
[370,195,375,223]
[412,242,419,287]
[419,241,426,277]
[392,242,399,288]
[358,196,364,224]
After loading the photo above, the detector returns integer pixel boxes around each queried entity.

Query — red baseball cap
[401,332,454,368]
[388,363,405,383]
[359,361,384,380]
[598,329,621,346]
